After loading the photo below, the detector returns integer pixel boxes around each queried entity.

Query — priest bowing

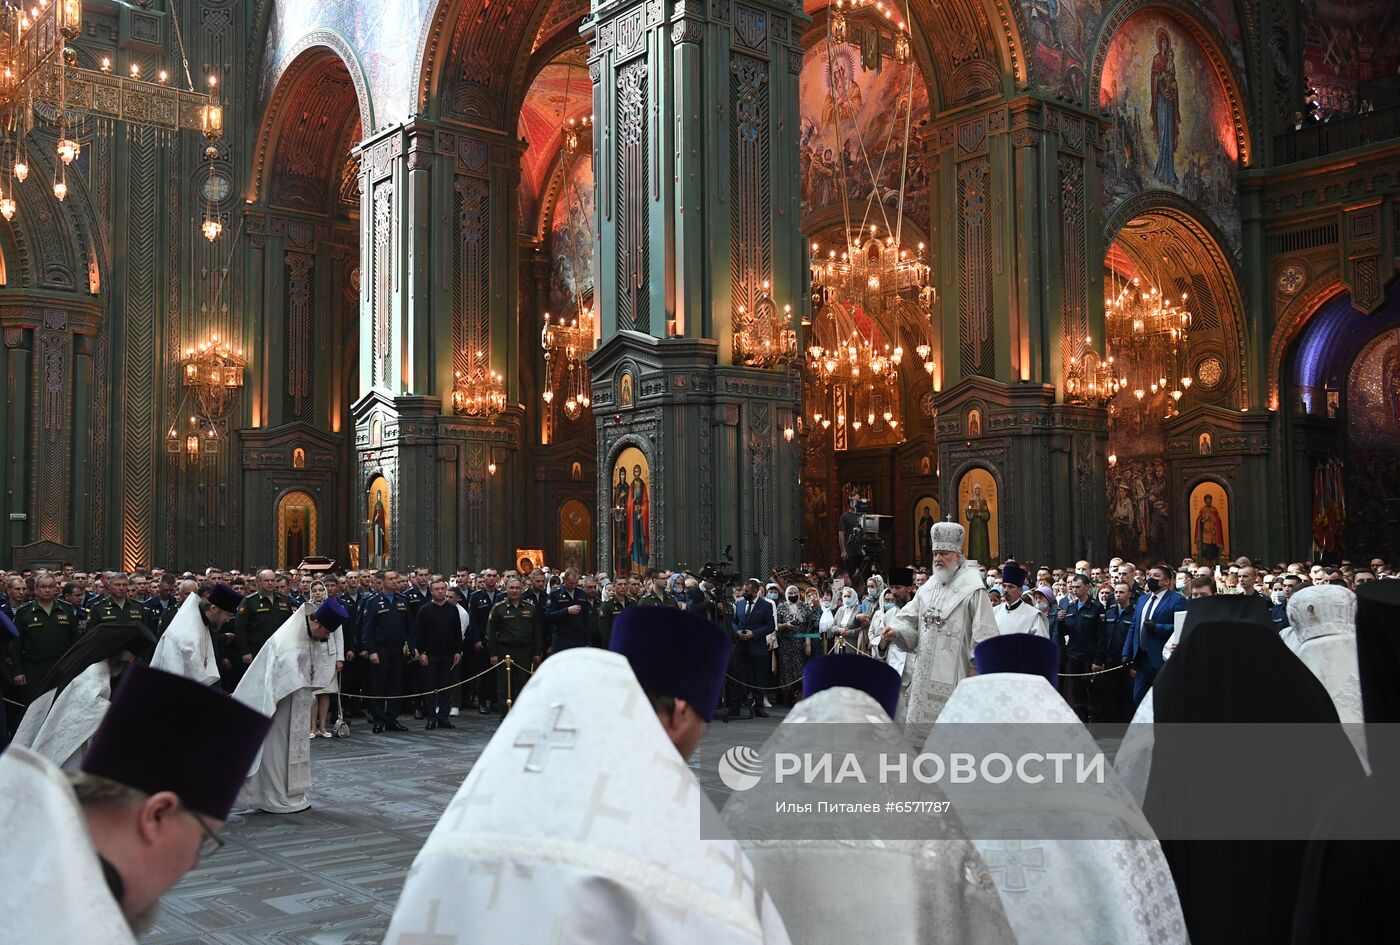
[0,664,271,945]
[11,621,155,771]
[150,584,242,687]
[233,599,346,814]
[383,611,792,944]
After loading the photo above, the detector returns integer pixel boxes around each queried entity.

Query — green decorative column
[585,0,807,576]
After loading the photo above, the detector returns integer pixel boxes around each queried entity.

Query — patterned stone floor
[145,709,785,945]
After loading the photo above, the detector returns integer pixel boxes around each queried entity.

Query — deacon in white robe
[12,622,153,772]
[991,562,1049,637]
[150,589,236,687]
[931,670,1189,945]
[723,654,1016,945]
[879,522,998,725]
[233,599,343,813]
[1284,585,1365,764]
[382,645,792,945]
[0,663,272,945]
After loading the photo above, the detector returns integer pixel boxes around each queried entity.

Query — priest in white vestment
[150,584,243,687]
[0,664,271,945]
[991,561,1050,637]
[930,634,1189,945]
[1284,585,1365,763]
[12,621,154,772]
[723,653,1017,945]
[865,567,916,675]
[233,599,345,814]
[383,622,793,944]
[879,522,998,726]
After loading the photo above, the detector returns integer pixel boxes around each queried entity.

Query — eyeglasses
[180,806,224,859]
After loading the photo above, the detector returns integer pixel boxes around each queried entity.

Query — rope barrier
[1058,664,1129,678]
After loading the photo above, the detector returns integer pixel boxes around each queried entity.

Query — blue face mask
[767,592,779,601]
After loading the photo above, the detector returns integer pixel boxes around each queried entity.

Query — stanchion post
[504,655,514,712]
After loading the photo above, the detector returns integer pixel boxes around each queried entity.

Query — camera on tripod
[847,500,892,579]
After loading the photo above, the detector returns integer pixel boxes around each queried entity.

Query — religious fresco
[913,497,940,568]
[798,38,929,228]
[1028,0,1244,104]
[955,470,997,564]
[559,498,591,572]
[1346,327,1400,452]
[1107,458,1170,561]
[1302,0,1400,115]
[277,491,318,571]
[1099,13,1242,250]
[367,476,391,566]
[612,447,651,575]
[1188,481,1229,566]
[549,153,595,318]
[263,0,437,130]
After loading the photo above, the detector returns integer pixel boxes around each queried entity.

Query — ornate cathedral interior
[0,0,1395,576]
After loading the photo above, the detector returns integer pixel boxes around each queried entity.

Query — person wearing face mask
[774,586,815,703]
[1121,565,1188,706]
[864,575,885,615]
[829,586,867,654]
[866,568,915,676]
[1272,573,1304,632]
[1031,586,1058,641]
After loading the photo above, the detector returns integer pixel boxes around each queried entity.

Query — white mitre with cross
[382,647,793,945]
[927,673,1188,945]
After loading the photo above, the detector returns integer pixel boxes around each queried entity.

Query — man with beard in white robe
[233,599,345,814]
[929,633,1189,945]
[879,522,998,726]
[723,653,1016,945]
[0,663,271,945]
[382,607,793,944]
[150,584,242,687]
[11,621,154,771]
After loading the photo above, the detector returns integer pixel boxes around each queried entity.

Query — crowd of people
[0,550,1393,740]
[0,526,1395,944]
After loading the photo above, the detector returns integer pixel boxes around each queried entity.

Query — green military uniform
[599,594,635,647]
[88,596,145,627]
[157,604,181,637]
[486,597,542,709]
[637,590,679,608]
[232,591,295,659]
[9,600,79,693]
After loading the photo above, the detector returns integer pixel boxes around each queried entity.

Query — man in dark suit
[1122,564,1188,706]
[727,579,775,719]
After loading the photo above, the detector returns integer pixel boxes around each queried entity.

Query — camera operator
[838,495,864,579]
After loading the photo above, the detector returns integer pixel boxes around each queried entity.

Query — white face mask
[1271,589,1285,606]
[1035,599,1050,612]
[841,593,858,608]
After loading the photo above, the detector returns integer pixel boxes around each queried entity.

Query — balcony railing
[1272,105,1400,165]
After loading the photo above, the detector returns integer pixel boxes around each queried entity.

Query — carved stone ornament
[1276,263,1305,297]
[672,16,704,45]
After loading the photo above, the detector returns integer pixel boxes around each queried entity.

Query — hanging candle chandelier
[0,0,222,224]
[452,349,508,423]
[541,307,595,421]
[1105,275,1193,419]
[734,279,799,368]
[1065,339,1120,408]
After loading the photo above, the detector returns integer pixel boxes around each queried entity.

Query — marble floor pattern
[145,709,786,945]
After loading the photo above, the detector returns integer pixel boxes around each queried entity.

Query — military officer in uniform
[637,572,678,608]
[231,569,295,670]
[521,568,549,613]
[9,572,79,704]
[363,570,413,733]
[88,572,145,627]
[486,574,542,714]
[466,569,504,714]
[600,577,636,647]
[543,567,591,654]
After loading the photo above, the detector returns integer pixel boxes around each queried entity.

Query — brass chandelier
[541,308,594,421]
[1105,275,1193,417]
[0,0,223,221]
[167,332,245,461]
[734,279,799,368]
[452,349,507,423]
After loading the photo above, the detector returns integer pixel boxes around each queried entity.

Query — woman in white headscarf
[774,585,812,703]
[308,580,343,739]
[828,586,865,653]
